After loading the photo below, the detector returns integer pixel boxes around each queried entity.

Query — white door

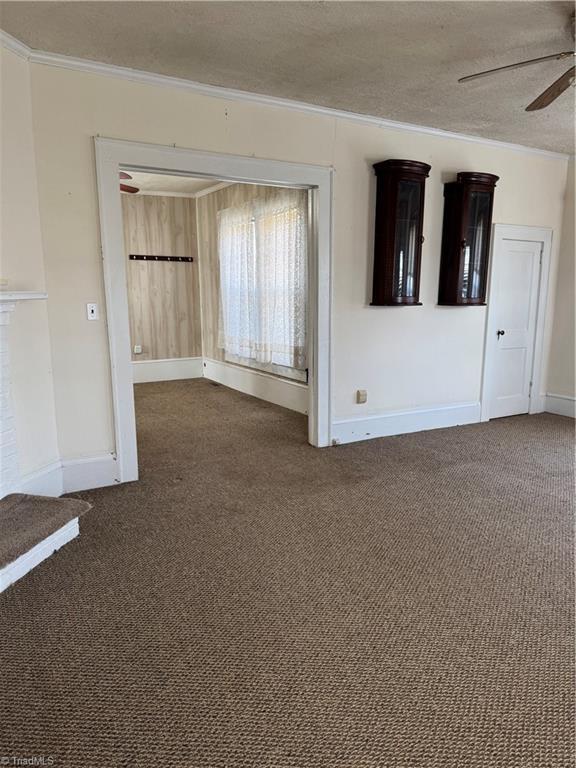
[486,237,542,419]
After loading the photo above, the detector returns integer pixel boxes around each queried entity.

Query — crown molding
[0,29,30,59]
[124,189,197,199]
[192,181,235,198]
[0,291,48,302]
[120,181,233,199]
[1,28,569,161]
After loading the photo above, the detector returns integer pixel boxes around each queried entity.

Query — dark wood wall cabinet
[372,159,431,306]
[438,172,499,306]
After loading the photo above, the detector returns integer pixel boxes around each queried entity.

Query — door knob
[497,329,505,337]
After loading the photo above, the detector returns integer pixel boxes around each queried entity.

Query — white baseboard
[0,460,63,500]
[0,453,120,500]
[0,517,79,593]
[331,401,481,445]
[544,393,576,418]
[19,460,64,496]
[133,356,203,383]
[203,358,308,414]
[62,453,119,493]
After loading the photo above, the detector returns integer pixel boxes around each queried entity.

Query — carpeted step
[0,493,91,573]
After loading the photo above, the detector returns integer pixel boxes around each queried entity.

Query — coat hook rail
[129,254,194,263]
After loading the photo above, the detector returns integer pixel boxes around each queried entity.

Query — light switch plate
[356,389,367,404]
[86,303,99,320]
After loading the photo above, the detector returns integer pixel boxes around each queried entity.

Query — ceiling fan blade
[459,51,574,83]
[526,65,576,111]
[119,171,133,180]
[120,183,139,194]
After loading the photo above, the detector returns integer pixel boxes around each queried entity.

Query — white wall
[29,65,335,459]
[1,47,568,466]
[332,121,567,420]
[0,48,60,479]
[546,155,575,403]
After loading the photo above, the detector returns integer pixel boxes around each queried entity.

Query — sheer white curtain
[217,189,307,372]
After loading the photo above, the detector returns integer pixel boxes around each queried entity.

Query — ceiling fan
[119,171,139,194]
[459,15,575,111]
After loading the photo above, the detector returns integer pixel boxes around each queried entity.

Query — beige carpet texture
[1,380,574,767]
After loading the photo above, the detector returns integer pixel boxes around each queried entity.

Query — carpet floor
[1,379,574,767]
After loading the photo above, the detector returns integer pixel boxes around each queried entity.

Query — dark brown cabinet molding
[371,159,431,306]
[438,172,499,306]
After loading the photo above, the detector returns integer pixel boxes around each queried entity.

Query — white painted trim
[544,394,576,418]
[0,29,568,161]
[95,137,332,483]
[128,181,234,199]
[480,224,553,421]
[133,356,203,383]
[193,181,235,198]
[0,518,79,593]
[0,291,47,302]
[18,461,63,497]
[203,358,308,415]
[0,460,63,500]
[309,176,332,446]
[62,453,119,493]
[125,190,197,199]
[0,453,119,500]
[224,353,307,383]
[95,146,140,482]
[0,29,30,59]
[331,402,481,445]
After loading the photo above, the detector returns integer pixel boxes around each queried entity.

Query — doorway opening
[122,171,311,448]
[95,139,333,485]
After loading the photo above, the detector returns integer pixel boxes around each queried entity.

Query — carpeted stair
[0,493,90,588]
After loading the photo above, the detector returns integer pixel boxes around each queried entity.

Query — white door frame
[95,137,333,484]
[480,223,553,421]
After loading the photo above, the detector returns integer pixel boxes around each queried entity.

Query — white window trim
[95,137,333,483]
[223,353,308,383]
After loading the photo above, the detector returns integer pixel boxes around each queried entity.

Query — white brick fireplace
[0,292,48,497]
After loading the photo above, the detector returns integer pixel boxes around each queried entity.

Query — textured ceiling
[1,1,574,153]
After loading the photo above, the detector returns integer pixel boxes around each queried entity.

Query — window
[217,189,307,380]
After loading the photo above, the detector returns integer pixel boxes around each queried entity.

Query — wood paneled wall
[196,183,306,362]
[122,194,202,361]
